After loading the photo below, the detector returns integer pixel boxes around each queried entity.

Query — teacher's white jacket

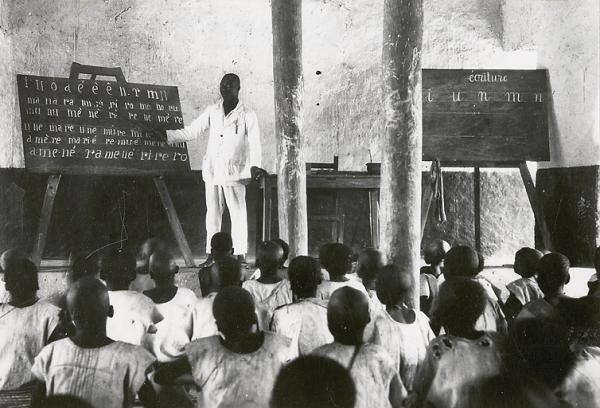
[166,100,261,186]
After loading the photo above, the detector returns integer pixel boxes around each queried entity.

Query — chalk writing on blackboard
[17,74,191,175]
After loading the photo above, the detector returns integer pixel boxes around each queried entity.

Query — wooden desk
[257,172,381,248]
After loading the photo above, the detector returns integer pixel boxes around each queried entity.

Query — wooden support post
[368,190,380,248]
[474,167,482,253]
[32,174,61,267]
[381,0,423,308]
[518,162,553,251]
[421,177,434,237]
[271,0,308,260]
[153,177,195,267]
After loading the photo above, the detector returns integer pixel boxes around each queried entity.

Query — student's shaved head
[327,287,370,345]
[444,245,480,278]
[213,286,256,339]
[0,248,29,273]
[149,248,178,278]
[257,241,284,273]
[67,277,112,332]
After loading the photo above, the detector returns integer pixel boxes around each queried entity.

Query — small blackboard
[16,74,190,175]
[422,69,550,162]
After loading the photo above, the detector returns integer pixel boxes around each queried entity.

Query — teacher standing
[167,73,263,267]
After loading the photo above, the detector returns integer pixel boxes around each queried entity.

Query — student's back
[0,300,59,390]
[32,338,154,408]
[187,332,291,407]
[107,290,162,345]
[317,243,368,301]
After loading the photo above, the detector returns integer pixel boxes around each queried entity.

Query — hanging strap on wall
[432,159,446,223]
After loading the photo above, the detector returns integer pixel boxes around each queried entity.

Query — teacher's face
[220,76,240,102]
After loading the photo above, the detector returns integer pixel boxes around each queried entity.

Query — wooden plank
[368,189,380,248]
[153,177,195,267]
[421,179,434,236]
[32,174,61,266]
[272,0,308,260]
[519,163,553,251]
[262,175,273,242]
[381,0,423,309]
[474,167,482,253]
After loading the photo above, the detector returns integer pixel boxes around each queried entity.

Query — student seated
[554,296,600,408]
[271,355,356,408]
[356,248,385,313]
[248,238,290,280]
[419,239,449,316]
[100,247,163,345]
[270,256,333,355]
[515,252,570,323]
[154,287,292,407]
[411,278,505,408]
[198,232,236,295]
[0,248,30,302]
[31,277,156,408]
[0,258,60,391]
[243,240,291,304]
[187,256,242,340]
[443,245,507,333]
[316,243,368,300]
[312,287,406,408]
[143,249,197,362]
[371,264,435,392]
[131,237,168,293]
[503,247,544,324]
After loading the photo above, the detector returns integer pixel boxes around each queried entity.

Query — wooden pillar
[271,0,308,259]
[380,0,424,308]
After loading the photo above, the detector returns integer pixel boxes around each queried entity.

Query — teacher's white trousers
[205,184,248,255]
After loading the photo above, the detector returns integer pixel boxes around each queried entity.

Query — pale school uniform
[557,346,600,408]
[185,332,292,408]
[412,332,504,408]
[107,290,163,345]
[187,292,219,340]
[316,278,369,301]
[515,298,555,323]
[371,309,435,392]
[167,100,261,256]
[244,279,293,330]
[145,287,197,362]
[0,300,59,390]
[130,274,155,293]
[506,277,543,306]
[32,338,155,408]
[312,342,405,408]
[270,298,332,355]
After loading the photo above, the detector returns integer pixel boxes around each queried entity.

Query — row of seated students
[0,235,599,407]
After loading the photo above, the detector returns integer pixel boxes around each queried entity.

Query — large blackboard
[16,74,190,175]
[423,69,550,162]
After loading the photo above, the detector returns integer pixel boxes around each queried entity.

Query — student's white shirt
[185,332,291,408]
[506,277,543,306]
[166,100,261,186]
[188,292,219,341]
[32,338,155,408]
[0,300,60,390]
[413,332,504,408]
[270,298,332,355]
[312,342,404,408]
[557,346,600,408]
[107,290,163,345]
[371,309,435,391]
[242,279,292,304]
[144,287,197,362]
[316,278,369,301]
[129,274,155,293]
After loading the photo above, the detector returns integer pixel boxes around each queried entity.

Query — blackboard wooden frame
[29,63,195,267]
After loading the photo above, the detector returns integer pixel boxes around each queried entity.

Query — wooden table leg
[153,176,195,267]
[368,189,379,248]
[32,174,61,267]
[519,162,553,251]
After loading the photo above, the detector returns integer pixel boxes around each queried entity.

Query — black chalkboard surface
[422,69,550,162]
[16,74,190,175]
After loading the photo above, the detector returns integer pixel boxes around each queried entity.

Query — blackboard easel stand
[421,161,553,253]
[31,63,195,267]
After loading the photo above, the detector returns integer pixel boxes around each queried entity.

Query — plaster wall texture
[1,0,597,170]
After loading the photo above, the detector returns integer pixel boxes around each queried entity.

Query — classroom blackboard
[16,74,190,175]
[422,69,550,162]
